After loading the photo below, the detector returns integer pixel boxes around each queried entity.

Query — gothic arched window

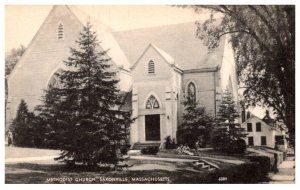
[146,95,159,109]
[58,23,64,40]
[187,82,196,102]
[148,60,155,74]
[48,73,62,89]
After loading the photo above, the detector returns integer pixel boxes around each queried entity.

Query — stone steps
[132,142,161,150]
[192,159,220,172]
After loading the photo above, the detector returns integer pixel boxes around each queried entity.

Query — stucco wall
[6,6,132,125]
[130,45,179,143]
[180,71,216,123]
[7,6,83,124]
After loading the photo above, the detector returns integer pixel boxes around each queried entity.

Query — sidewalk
[5,146,59,164]
[268,155,295,184]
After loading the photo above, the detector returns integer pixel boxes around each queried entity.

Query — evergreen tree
[177,96,213,148]
[212,89,247,153]
[36,23,133,167]
[11,99,35,147]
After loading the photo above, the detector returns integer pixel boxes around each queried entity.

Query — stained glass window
[187,82,196,102]
[48,74,61,89]
[146,95,159,109]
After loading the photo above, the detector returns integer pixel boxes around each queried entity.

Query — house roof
[242,115,274,129]
[113,22,226,70]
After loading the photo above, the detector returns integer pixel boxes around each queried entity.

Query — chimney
[266,110,270,117]
[242,109,246,123]
[246,111,251,119]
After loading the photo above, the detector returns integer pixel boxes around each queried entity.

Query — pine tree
[36,23,133,167]
[177,96,213,148]
[212,89,247,153]
[11,99,35,146]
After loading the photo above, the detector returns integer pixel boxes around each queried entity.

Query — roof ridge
[150,43,175,65]
[67,5,112,32]
[113,21,196,33]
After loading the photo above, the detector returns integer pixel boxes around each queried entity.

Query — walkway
[5,146,59,164]
[268,155,295,184]
[6,156,56,163]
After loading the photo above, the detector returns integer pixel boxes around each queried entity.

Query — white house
[241,112,286,149]
[6,5,239,148]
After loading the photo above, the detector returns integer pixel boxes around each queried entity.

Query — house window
[247,123,252,132]
[261,136,267,145]
[146,95,159,109]
[58,23,64,40]
[148,60,155,74]
[256,122,261,132]
[248,136,254,146]
[187,82,196,102]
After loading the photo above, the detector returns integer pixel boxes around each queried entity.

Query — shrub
[232,139,247,154]
[141,146,159,155]
[165,136,176,149]
[211,134,246,154]
[120,146,129,155]
[247,155,272,180]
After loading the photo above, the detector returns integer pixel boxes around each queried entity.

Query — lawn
[5,147,267,184]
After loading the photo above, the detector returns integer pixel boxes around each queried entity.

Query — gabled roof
[151,44,175,65]
[113,22,226,70]
[242,115,274,129]
[131,43,177,70]
[67,5,131,71]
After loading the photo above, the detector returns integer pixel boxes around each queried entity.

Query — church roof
[131,43,176,70]
[151,44,175,65]
[113,22,226,70]
[31,5,226,72]
[67,5,131,71]
[66,5,226,71]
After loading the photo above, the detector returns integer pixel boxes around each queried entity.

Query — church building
[6,5,239,147]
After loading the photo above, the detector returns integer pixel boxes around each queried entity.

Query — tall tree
[190,5,295,146]
[177,96,213,148]
[11,99,35,147]
[212,89,246,153]
[5,45,26,109]
[36,23,133,167]
[5,45,26,77]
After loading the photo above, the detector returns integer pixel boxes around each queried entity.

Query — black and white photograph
[4,2,296,184]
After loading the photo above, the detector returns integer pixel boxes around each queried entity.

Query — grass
[5,147,267,184]
[150,149,251,166]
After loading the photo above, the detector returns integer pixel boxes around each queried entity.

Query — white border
[1,1,299,190]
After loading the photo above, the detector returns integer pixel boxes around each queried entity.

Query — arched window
[148,60,155,74]
[48,73,61,89]
[187,82,196,102]
[58,23,64,40]
[146,95,159,109]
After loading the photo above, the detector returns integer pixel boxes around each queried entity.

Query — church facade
[6,5,239,147]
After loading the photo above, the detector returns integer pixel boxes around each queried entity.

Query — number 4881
[218,177,228,182]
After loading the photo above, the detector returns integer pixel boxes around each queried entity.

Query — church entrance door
[145,114,160,141]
